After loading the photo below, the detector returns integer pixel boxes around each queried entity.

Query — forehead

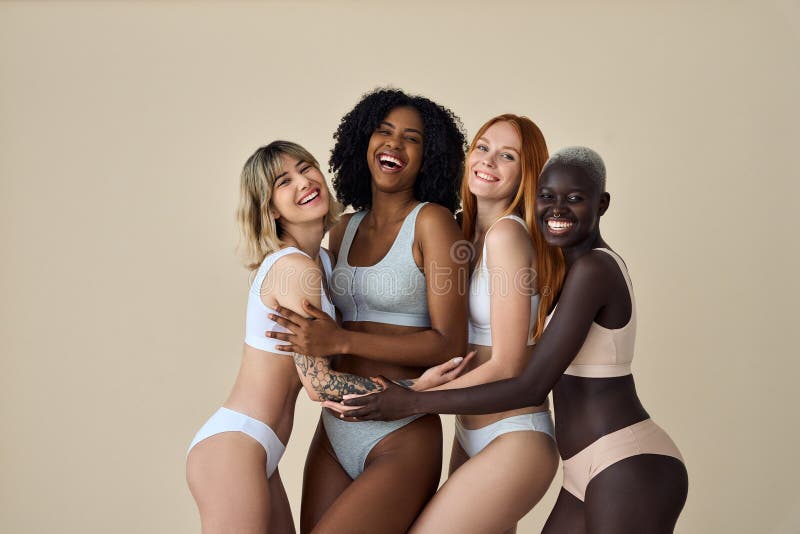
[481,121,520,149]
[382,106,424,131]
[540,165,596,192]
[279,152,301,169]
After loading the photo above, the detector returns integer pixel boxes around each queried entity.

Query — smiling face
[270,153,330,225]
[467,120,523,204]
[366,106,424,194]
[535,164,609,248]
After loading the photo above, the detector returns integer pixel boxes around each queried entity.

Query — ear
[268,203,281,220]
[598,192,610,217]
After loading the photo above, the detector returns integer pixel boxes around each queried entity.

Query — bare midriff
[222,344,303,445]
[334,321,430,381]
[457,343,550,430]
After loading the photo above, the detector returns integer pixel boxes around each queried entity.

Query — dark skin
[333,164,688,533]
[270,106,468,534]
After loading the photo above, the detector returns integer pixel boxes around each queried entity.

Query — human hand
[266,300,344,357]
[412,351,475,391]
[322,377,420,421]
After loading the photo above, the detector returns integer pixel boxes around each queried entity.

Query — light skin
[187,153,464,534]
[332,164,689,534]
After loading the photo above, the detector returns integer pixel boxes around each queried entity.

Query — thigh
[269,469,296,534]
[542,487,586,534]
[300,417,353,534]
[448,436,469,476]
[412,431,559,534]
[311,414,443,534]
[584,454,688,534]
[186,432,270,534]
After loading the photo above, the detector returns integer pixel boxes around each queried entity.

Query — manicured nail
[452,357,463,364]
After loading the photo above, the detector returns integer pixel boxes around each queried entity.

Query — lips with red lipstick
[297,187,322,206]
[376,151,407,173]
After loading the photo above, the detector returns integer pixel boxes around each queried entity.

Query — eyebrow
[380,121,423,136]
[477,137,520,154]
[275,160,308,181]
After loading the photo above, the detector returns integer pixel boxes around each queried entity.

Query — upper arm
[485,219,536,376]
[416,204,468,356]
[272,254,323,318]
[326,213,355,264]
[521,253,614,389]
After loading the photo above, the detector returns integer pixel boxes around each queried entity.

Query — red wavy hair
[460,114,564,340]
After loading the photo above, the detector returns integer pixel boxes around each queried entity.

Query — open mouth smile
[545,217,574,235]
[474,170,499,183]
[297,188,321,206]
[377,152,407,173]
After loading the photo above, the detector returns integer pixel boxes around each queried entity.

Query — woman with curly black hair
[265,88,470,533]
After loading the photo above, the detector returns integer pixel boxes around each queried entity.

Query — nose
[296,173,312,190]
[384,132,404,149]
[552,196,566,215]
[481,151,496,168]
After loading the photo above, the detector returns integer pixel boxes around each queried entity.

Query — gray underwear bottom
[321,409,424,479]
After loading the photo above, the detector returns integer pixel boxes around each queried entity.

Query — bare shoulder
[272,251,321,278]
[485,218,533,253]
[416,203,459,232]
[567,249,619,286]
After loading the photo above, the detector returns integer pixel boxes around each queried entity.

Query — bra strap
[336,211,367,267]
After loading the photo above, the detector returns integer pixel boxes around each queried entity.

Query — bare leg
[447,436,469,476]
[584,455,688,534]
[186,432,271,534]
[269,469,296,534]
[300,418,352,534]
[411,431,558,534]
[310,414,443,534]
[542,488,586,534]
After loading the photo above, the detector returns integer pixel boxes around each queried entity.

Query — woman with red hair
[409,114,564,532]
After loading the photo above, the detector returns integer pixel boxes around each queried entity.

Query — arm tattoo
[292,353,379,402]
[393,378,415,389]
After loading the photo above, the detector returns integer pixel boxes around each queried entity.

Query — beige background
[1,1,798,532]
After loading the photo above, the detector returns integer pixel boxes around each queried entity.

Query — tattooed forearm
[393,378,415,389]
[292,353,379,401]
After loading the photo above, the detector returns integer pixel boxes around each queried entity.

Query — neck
[279,218,325,259]
[563,231,607,268]
[474,196,514,236]
[367,187,418,225]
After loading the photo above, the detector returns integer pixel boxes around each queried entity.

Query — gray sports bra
[330,202,431,327]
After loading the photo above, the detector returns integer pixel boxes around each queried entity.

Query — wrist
[336,329,352,355]
[411,391,425,415]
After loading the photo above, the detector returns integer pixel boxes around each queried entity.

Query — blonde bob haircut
[237,140,340,269]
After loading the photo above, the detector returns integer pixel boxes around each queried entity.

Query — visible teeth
[476,171,498,182]
[547,219,573,230]
[379,154,404,168]
[299,190,319,205]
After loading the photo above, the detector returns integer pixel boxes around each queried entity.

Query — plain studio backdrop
[1,1,798,533]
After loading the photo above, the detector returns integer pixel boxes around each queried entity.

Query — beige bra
[544,248,636,378]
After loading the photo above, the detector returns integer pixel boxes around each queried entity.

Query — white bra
[468,215,540,346]
[244,247,336,354]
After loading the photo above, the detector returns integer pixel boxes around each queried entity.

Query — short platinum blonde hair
[237,140,340,269]
[541,146,606,192]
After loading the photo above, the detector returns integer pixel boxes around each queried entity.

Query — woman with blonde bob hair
[389,114,565,532]
[186,140,465,533]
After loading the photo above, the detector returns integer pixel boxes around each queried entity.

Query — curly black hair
[329,88,467,213]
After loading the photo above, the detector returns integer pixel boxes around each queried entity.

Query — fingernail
[452,357,463,364]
